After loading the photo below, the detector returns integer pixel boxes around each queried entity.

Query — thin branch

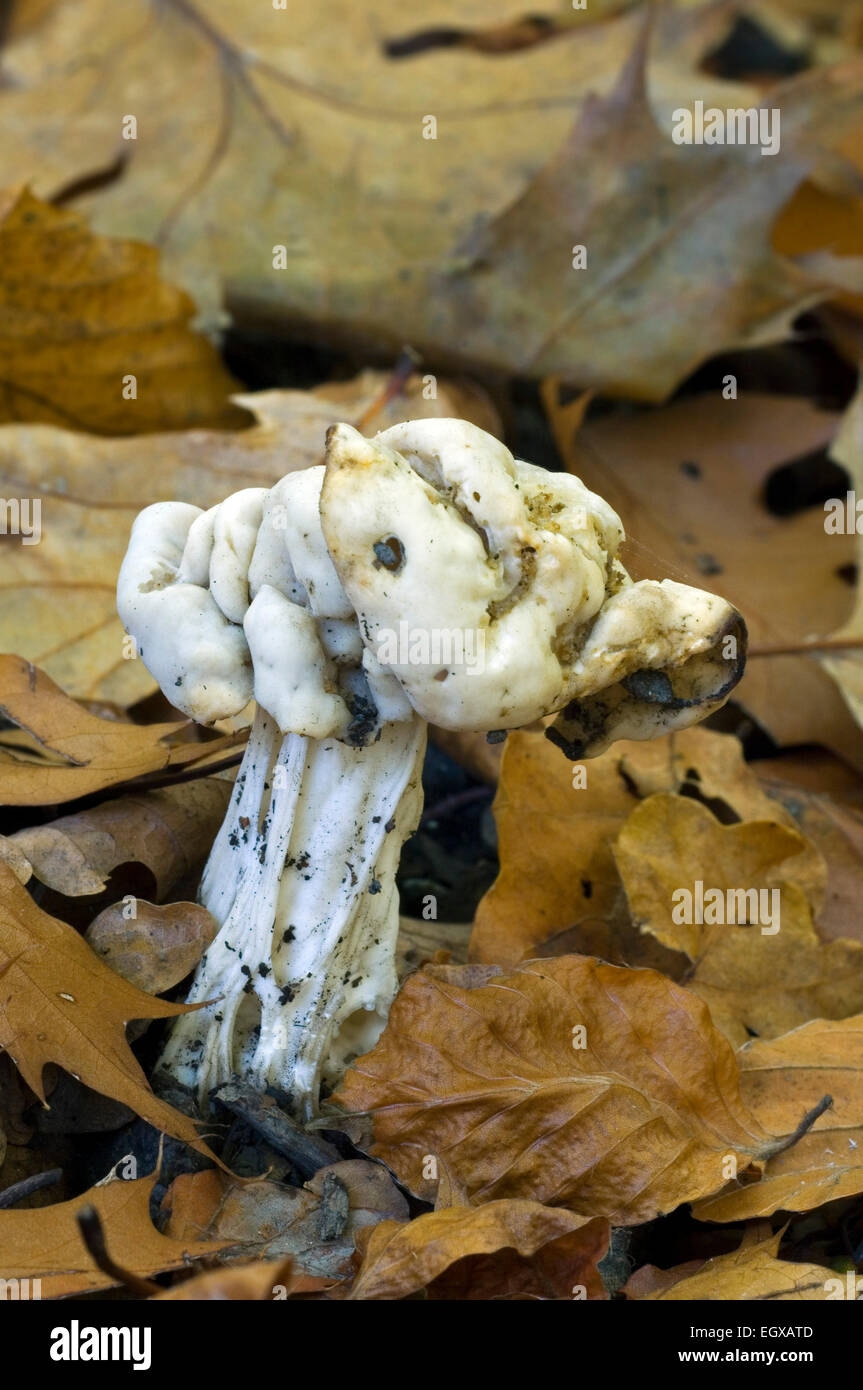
[758,1095,833,1161]
[76,1204,163,1297]
[0,1168,63,1209]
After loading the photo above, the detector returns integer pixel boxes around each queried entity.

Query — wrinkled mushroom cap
[117,418,745,753]
[320,420,745,746]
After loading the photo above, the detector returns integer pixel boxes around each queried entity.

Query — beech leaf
[333,956,774,1226]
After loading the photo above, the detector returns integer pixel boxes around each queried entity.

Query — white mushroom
[116,418,745,1119]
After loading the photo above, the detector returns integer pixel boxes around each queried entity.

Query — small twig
[211,1078,341,1178]
[748,638,863,659]
[0,1168,62,1209]
[759,1094,833,1161]
[354,346,422,433]
[76,1204,162,1297]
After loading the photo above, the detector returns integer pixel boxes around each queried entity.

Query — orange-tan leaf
[334,956,774,1226]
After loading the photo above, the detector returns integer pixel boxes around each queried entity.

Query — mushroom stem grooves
[157,705,426,1119]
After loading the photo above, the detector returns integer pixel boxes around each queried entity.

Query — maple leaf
[625,1229,837,1301]
[0,861,215,1160]
[346,1201,609,1301]
[0,187,243,434]
[694,1014,863,1222]
[615,793,863,1045]
[333,956,775,1226]
[0,373,496,705]
[0,1172,226,1297]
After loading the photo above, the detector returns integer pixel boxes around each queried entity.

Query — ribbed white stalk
[158,706,426,1118]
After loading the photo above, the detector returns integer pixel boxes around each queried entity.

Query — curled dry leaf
[0,655,238,805]
[0,1172,226,1297]
[346,1201,609,1301]
[85,900,218,997]
[694,1014,863,1222]
[1,778,231,900]
[624,1230,837,1301]
[0,372,497,706]
[615,794,863,1046]
[333,956,774,1226]
[0,862,216,1162]
[0,187,243,434]
[163,1160,408,1282]
[754,752,863,943]
[471,725,815,969]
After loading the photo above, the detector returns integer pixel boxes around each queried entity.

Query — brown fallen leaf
[0,861,215,1161]
[754,751,863,944]
[625,1230,837,1301]
[5,1,858,394]
[85,900,217,996]
[0,1172,226,1297]
[444,29,863,395]
[397,915,471,979]
[0,187,243,434]
[333,956,775,1226]
[346,1201,609,1301]
[694,1014,863,1222]
[0,779,231,899]
[0,373,497,705]
[163,1160,407,1282]
[0,655,237,805]
[615,793,863,1045]
[544,383,863,768]
[470,729,643,968]
[818,378,863,736]
[155,1260,330,1301]
[471,725,817,968]
[0,3,724,357]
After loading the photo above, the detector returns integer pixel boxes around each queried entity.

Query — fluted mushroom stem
[157,706,426,1119]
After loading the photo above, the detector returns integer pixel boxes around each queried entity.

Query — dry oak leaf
[0,778,231,899]
[470,725,814,969]
[0,861,215,1161]
[0,0,750,387]
[333,956,774,1226]
[346,1201,609,1301]
[624,1230,836,1301]
[694,1014,863,1222]
[0,655,237,805]
[615,794,863,1046]
[543,382,863,769]
[0,187,242,435]
[440,25,863,396]
[4,2,860,394]
[0,1172,226,1298]
[0,371,497,706]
